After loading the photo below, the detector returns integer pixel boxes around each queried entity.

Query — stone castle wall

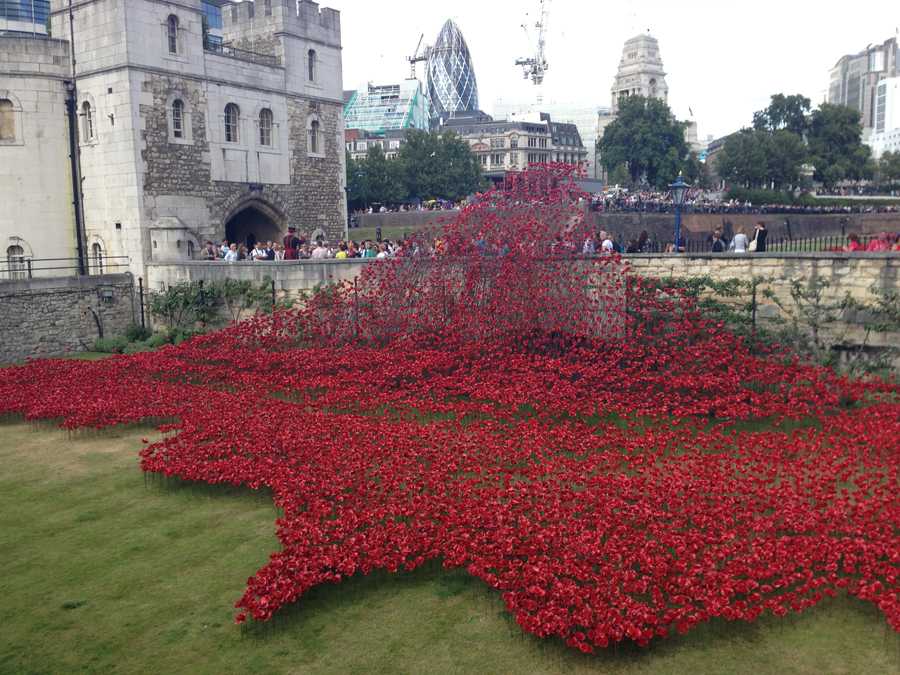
[139,72,346,246]
[146,254,900,351]
[0,274,136,364]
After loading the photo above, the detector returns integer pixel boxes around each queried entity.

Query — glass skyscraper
[426,19,479,128]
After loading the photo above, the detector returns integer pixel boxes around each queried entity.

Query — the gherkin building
[427,19,479,128]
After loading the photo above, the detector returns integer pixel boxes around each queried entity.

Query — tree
[807,103,871,187]
[398,129,485,201]
[361,145,407,205]
[752,93,811,136]
[716,126,807,192]
[346,152,369,209]
[879,151,900,186]
[599,96,691,189]
[716,130,769,189]
[607,164,631,187]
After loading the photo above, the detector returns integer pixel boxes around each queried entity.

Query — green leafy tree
[362,144,407,205]
[752,94,811,136]
[346,152,369,209]
[607,163,631,187]
[398,129,485,201]
[807,104,871,187]
[716,130,769,189]
[437,131,486,201]
[717,126,807,191]
[879,150,900,186]
[599,96,691,188]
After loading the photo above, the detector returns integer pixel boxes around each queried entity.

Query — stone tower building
[610,33,668,113]
[2,0,345,280]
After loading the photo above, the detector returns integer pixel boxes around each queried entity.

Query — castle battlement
[222,0,340,55]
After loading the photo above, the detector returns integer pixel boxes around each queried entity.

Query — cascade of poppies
[1,164,897,653]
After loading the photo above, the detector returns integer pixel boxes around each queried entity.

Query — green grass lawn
[1,420,898,674]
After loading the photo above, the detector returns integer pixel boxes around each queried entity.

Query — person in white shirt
[310,242,329,259]
[224,243,239,262]
[730,228,749,253]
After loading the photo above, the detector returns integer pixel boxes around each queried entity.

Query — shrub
[93,336,129,354]
[124,325,152,343]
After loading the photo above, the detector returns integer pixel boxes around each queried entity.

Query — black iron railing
[0,256,130,281]
[203,38,279,67]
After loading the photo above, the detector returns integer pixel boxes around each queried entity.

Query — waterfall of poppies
[2,165,897,653]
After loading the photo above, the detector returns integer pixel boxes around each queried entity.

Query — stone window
[307,118,321,155]
[259,108,273,146]
[81,101,94,142]
[0,99,14,142]
[264,0,271,16]
[224,103,240,143]
[231,5,237,22]
[6,245,26,280]
[308,49,317,82]
[167,15,178,55]
[247,2,254,19]
[91,242,103,274]
[172,99,185,138]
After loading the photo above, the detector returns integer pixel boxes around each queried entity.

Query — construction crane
[515,0,550,86]
[407,33,432,80]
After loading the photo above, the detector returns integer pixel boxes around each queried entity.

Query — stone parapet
[0,274,136,364]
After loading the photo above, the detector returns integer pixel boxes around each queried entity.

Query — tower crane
[515,0,550,86]
[407,33,432,80]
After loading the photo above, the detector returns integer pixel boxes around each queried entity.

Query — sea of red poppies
[1,166,897,652]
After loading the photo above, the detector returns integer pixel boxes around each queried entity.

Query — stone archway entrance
[224,201,285,250]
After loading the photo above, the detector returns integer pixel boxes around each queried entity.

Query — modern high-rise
[0,0,49,35]
[828,37,898,135]
[610,33,668,114]
[344,80,429,135]
[868,76,900,159]
[426,19,479,128]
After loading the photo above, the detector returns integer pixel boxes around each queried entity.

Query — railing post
[271,279,276,312]
[139,277,146,329]
[27,259,32,279]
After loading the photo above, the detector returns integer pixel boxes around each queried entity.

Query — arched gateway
[224,198,286,250]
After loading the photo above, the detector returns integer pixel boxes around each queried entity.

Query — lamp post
[669,173,690,253]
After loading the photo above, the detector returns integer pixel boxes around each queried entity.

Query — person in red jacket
[283,226,301,260]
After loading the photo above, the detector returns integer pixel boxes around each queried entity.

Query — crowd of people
[199,223,900,264]
[593,190,900,216]
[200,227,414,263]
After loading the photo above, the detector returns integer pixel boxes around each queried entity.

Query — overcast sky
[324,0,899,140]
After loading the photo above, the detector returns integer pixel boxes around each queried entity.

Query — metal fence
[0,256,130,281]
[626,234,888,255]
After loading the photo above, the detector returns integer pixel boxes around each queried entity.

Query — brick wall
[0,274,136,364]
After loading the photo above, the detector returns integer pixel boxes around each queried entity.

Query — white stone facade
[1,0,346,281]
[611,33,668,114]
[0,36,76,278]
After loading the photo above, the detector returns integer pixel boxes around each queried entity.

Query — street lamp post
[669,173,690,253]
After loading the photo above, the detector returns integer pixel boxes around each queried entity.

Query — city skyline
[326,0,899,140]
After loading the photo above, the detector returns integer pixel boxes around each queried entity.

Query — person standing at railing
[709,229,727,253]
[752,222,768,253]
[730,228,749,253]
